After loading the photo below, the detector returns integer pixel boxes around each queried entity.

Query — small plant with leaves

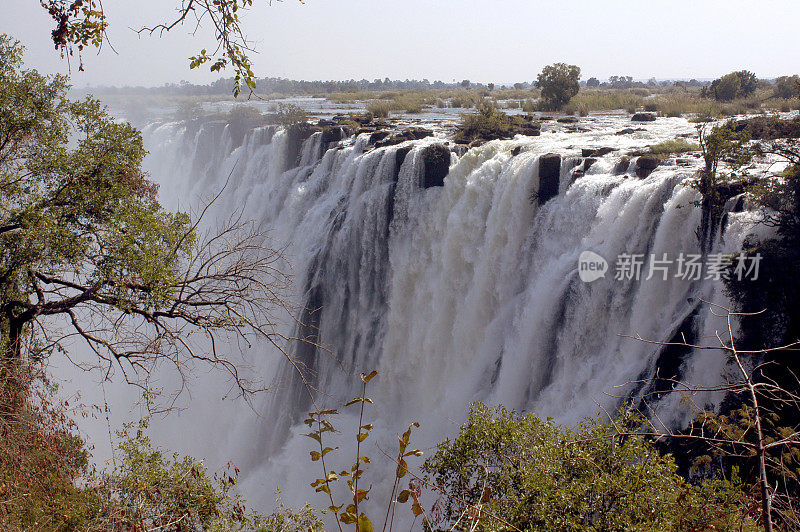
[304,371,423,531]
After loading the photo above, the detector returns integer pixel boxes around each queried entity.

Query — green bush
[423,404,757,531]
[455,101,514,142]
[646,139,700,156]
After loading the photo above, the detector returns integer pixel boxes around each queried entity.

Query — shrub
[774,75,800,99]
[521,98,537,113]
[423,404,756,531]
[645,139,700,156]
[366,100,391,118]
[274,103,308,126]
[536,62,581,110]
[454,101,519,142]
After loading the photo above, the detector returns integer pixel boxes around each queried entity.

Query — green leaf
[322,446,337,457]
[309,451,321,461]
[397,489,410,503]
[358,513,374,532]
[357,432,368,443]
[396,459,407,478]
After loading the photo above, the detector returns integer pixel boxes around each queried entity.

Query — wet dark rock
[368,130,391,145]
[536,153,561,204]
[557,117,579,123]
[584,157,597,170]
[321,126,346,144]
[511,146,522,156]
[614,157,631,175]
[676,158,692,167]
[635,155,660,178]
[285,123,317,169]
[572,169,585,180]
[393,146,412,183]
[615,128,643,135]
[581,147,617,157]
[631,112,657,122]
[421,144,451,188]
[451,145,469,157]
[374,127,433,148]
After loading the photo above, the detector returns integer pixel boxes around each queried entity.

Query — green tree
[0,35,291,402]
[692,121,753,251]
[535,62,581,110]
[709,70,759,101]
[422,404,755,531]
[774,75,800,99]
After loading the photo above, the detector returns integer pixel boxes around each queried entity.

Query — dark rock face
[451,145,469,157]
[321,126,346,144]
[581,147,617,157]
[369,130,391,145]
[285,123,317,169]
[557,117,579,123]
[614,157,631,175]
[635,155,660,178]
[393,146,412,184]
[631,112,657,122]
[420,144,451,188]
[374,127,433,148]
[511,146,522,156]
[584,157,597,171]
[537,153,561,204]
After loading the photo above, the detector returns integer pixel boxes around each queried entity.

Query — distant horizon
[78,75,757,92]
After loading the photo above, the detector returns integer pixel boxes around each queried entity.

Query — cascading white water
[141,114,768,516]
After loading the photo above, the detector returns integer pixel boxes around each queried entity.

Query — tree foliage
[707,70,759,101]
[535,62,581,110]
[0,366,322,530]
[0,35,292,402]
[422,403,756,531]
[38,0,305,97]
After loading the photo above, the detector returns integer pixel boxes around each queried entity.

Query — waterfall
[141,115,766,514]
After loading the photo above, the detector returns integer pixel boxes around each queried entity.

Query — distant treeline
[86,75,737,96]
[89,77,482,96]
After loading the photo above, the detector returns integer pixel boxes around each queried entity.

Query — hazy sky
[3,0,799,87]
